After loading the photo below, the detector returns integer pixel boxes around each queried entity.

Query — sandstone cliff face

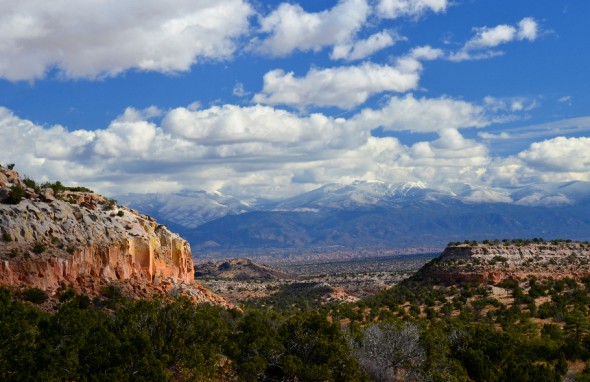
[0,168,225,305]
[419,242,590,283]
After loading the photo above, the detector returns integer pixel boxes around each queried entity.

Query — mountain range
[117,180,590,254]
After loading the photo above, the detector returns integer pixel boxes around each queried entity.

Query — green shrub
[20,288,48,304]
[65,186,93,193]
[117,210,124,217]
[2,232,12,242]
[22,177,37,190]
[5,184,26,204]
[32,242,46,254]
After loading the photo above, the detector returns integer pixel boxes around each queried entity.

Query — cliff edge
[0,167,226,305]
[415,239,590,283]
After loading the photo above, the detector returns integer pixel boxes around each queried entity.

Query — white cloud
[408,129,489,167]
[518,17,538,41]
[465,24,517,50]
[518,137,590,173]
[478,131,511,140]
[449,17,539,62]
[0,0,253,81]
[351,94,489,133]
[477,117,590,141]
[483,96,538,113]
[256,0,370,57]
[487,137,590,188]
[408,45,444,60]
[161,104,364,150]
[232,83,250,97]
[2,102,587,200]
[331,30,405,61]
[253,62,419,109]
[377,0,449,19]
[253,46,443,109]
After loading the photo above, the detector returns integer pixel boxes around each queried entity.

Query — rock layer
[0,168,226,305]
[417,241,590,283]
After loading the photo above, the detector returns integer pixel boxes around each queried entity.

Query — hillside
[195,258,294,280]
[0,167,226,305]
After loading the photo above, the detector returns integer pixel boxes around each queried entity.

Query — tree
[279,313,365,381]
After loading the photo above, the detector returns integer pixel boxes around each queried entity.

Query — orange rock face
[0,168,208,302]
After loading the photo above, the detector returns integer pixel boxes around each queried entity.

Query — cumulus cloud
[351,94,489,133]
[0,0,253,80]
[486,137,590,189]
[256,0,370,57]
[0,105,368,196]
[161,104,364,150]
[331,30,405,61]
[253,46,442,109]
[518,137,590,173]
[0,100,488,197]
[2,101,586,199]
[377,0,449,19]
[449,17,539,62]
[407,129,489,170]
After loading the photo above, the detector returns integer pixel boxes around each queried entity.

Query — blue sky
[1,0,589,200]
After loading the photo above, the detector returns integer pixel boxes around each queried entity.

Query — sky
[1,0,589,200]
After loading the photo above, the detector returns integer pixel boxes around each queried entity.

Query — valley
[3,166,590,381]
[196,253,437,303]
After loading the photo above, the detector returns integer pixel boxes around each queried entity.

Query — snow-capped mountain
[116,190,252,229]
[117,180,590,254]
[272,181,442,210]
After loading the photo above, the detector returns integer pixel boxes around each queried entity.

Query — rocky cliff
[416,240,590,283]
[0,167,226,305]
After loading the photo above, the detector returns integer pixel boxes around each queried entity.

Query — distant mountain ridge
[116,180,590,254]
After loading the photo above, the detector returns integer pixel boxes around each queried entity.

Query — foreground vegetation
[0,287,365,381]
[5,271,590,381]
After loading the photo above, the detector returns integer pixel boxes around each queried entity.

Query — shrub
[491,255,507,263]
[32,242,46,254]
[65,186,93,193]
[2,232,12,242]
[117,210,124,217]
[22,177,38,190]
[5,184,26,204]
[20,287,48,304]
[7,163,15,170]
[58,288,77,302]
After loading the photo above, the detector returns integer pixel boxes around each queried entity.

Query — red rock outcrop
[0,167,228,306]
